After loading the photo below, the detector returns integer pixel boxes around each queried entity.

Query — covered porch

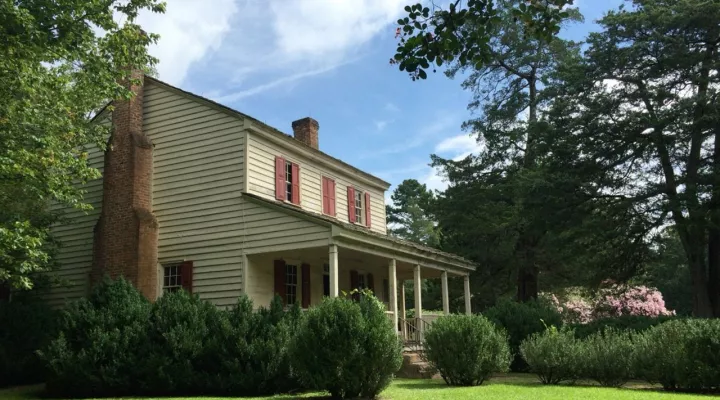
[242,237,474,336]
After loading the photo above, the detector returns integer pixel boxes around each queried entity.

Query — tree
[0,0,165,290]
[386,179,439,247]
[423,0,583,302]
[547,0,720,317]
[393,0,577,81]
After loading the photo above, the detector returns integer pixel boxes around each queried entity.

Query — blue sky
[137,0,624,201]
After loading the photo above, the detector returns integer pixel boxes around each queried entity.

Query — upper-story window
[275,156,300,205]
[354,189,364,225]
[285,161,294,201]
[347,186,371,228]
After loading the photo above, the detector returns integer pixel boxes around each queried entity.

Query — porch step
[395,351,438,379]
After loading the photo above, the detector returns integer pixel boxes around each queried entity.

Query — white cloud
[374,119,393,131]
[196,0,407,100]
[360,112,462,158]
[385,102,400,112]
[435,134,483,160]
[137,0,238,85]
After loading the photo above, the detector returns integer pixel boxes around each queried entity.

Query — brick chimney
[91,68,159,300]
[291,117,319,149]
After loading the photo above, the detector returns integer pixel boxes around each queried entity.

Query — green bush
[576,328,636,387]
[483,298,563,371]
[290,293,402,399]
[520,326,581,384]
[40,277,151,397]
[0,299,59,387]
[219,295,303,396]
[635,319,720,392]
[424,314,511,386]
[41,278,304,398]
[570,314,677,339]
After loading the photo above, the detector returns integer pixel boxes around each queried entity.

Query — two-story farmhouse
[45,70,475,331]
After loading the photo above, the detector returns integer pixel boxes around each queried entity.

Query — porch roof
[242,193,476,274]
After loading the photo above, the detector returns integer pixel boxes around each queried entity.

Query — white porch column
[329,244,339,297]
[388,259,398,332]
[464,274,472,315]
[441,271,450,314]
[414,265,422,329]
[399,280,407,338]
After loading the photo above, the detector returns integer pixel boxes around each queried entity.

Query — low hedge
[0,299,59,387]
[40,278,303,398]
[290,293,402,399]
[635,319,720,392]
[576,328,636,387]
[520,326,582,384]
[424,314,511,386]
[570,314,678,339]
[483,298,563,371]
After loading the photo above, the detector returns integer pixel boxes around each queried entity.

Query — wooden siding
[145,81,246,307]
[44,142,105,306]
[246,131,387,234]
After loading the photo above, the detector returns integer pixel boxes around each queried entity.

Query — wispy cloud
[212,59,356,103]
[384,102,400,112]
[176,0,407,100]
[421,133,483,191]
[360,112,463,159]
[137,0,238,85]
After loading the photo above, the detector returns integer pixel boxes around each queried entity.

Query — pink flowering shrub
[544,285,674,324]
[594,285,675,318]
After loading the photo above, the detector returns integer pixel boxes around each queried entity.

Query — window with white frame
[354,189,364,224]
[357,273,366,289]
[383,279,389,303]
[323,263,330,297]
[163,264,182,293]
[285,263,298,305]
[285,161,294,202]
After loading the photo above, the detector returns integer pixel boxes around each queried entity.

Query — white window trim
[353,189,364,225]
[162,263,182,293]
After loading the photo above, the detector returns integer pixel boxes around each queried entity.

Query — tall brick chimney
[291,117,319,149]
[91,68,159,300]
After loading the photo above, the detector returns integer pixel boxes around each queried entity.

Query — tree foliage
[386,179,439,247]
[0,0,164,289]
[546,0,720,316]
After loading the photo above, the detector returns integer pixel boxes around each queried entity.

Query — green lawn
[0,375,711,400]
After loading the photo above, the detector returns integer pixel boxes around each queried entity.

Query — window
[275,156,300,204]
[163,264,182,293]
[285,264,298,305]
[285,161,294,202]
[354,189,364,224]
[383,279,389,303]
[323,263,330,297]
[357,273,366,289]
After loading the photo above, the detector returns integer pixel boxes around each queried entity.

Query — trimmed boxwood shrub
[290,293,402,399]
[0,298,58,387]
[520,326,581,384]
[41,278,304,398]
[483,298,563,371]
[577,328,636,387]
[40,277,151,397]
[570,314,677,339]
[635,319,720,392]
[424,314,511,386]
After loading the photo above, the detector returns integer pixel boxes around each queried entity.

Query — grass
[0,375,712,400]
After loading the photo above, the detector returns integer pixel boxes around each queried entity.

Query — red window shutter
[329,179,336,216]
[180,261,194,294]
[275,156,286,201]
[367,273,374,294]
[301,263,311,308]
[322,177,329,214]
[347,186,356,223]
[274,259,286,305]
[291,163,300,204]
[364,192,371,228]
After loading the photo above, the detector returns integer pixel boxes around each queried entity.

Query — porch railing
[398,317,430,353]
